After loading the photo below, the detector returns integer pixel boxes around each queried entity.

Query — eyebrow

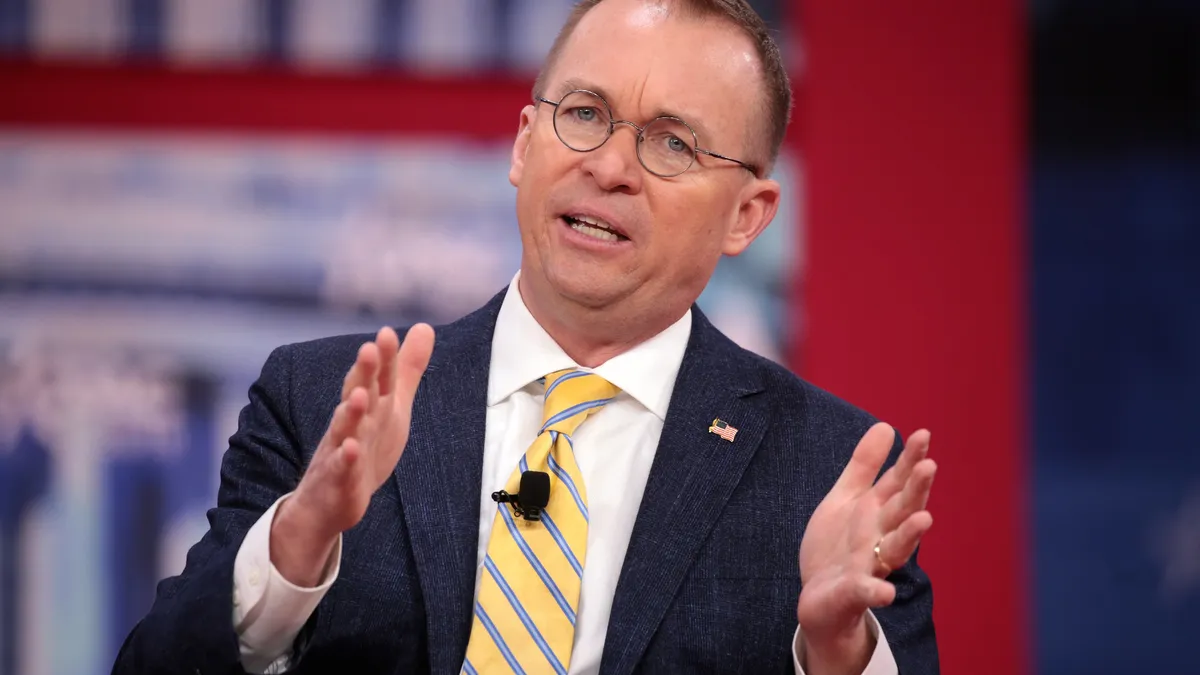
[555,77,718,147]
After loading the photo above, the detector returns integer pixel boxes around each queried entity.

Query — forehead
[546,1,763,144]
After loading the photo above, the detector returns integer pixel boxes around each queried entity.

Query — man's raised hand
[795,423,937,674]
[271,325,434,587]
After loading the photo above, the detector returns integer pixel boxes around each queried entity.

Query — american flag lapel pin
[708,418,738,442]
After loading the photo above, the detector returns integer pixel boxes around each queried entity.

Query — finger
[872,429,931,502]
[858,577,897,608]
[375,326,400,398]
[879,458,937,533]
[878,510,934,573]
[334,436,362,478]
[875,430,929,496]
[392,324,435,412]
[831,422,895,496]
[365,344,381,416]
[342,341,381,403]
[327,387,369,449]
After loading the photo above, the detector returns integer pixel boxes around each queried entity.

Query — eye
[568,107,601,123]
[665,135,688,153]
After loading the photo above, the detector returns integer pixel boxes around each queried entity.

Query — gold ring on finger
[874,537,892,575]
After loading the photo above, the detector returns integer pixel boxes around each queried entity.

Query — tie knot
[539,369,619,437]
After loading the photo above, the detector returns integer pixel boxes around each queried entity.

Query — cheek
[524,128,575,176]
[516,154,554,218]
[518,148,569,212]
[652,193,730,259]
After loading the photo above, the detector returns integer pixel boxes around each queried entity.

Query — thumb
[831,422,895,497]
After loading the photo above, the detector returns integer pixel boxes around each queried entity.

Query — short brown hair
[532,0,792,175]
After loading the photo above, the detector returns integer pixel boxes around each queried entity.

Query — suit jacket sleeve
[873,431,939,674]
[112,344,320,675]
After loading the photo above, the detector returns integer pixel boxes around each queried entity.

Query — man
[114,0,938,673]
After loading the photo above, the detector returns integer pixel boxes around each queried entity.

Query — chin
[545,265,631,310]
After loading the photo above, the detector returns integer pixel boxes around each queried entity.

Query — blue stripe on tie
[484,557,568,675]
[474,603,526,674]
[544,370,588,398]
[547,453,589,521]
[463,659,480,675]
[539,398,613,434]
[539,512,583,578]
[499,505,576,624]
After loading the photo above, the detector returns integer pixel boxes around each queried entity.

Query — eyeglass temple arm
[696,148,759,176]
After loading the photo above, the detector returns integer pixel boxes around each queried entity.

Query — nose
[579,121,644,194]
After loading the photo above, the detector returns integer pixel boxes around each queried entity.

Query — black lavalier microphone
[492,470,551,521]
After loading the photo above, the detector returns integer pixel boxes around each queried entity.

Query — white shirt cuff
[792,611,897,675]
[233,492,342,674]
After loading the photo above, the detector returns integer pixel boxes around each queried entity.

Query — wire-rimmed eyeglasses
[534,89,760,178]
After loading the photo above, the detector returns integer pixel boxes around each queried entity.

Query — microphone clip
[491,470,551,522]
[492,490,544,521]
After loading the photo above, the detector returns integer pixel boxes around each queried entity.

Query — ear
[509,104,538,187]
[722,178,781,256]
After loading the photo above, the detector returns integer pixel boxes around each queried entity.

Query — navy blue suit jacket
[113,290,937,674]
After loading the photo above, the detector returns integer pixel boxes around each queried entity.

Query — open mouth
[562,214,629,243]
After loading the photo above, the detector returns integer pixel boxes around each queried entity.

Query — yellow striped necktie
[463,369,619,675]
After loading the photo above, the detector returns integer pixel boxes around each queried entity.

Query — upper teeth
[573,215,607,228]
[569,215,620,242]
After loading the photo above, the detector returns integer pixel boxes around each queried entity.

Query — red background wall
[797,1,1027,672]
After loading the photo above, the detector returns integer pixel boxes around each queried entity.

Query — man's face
[509,0,781,322]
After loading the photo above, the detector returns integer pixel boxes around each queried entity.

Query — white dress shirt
[232,273,898,674]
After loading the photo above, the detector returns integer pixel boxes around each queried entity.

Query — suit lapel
[395,291,504,675]
[599,310,769,675]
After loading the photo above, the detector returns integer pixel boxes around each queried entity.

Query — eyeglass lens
[552,90,697,177]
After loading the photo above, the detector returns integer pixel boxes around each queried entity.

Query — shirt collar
[487,271,691,420]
